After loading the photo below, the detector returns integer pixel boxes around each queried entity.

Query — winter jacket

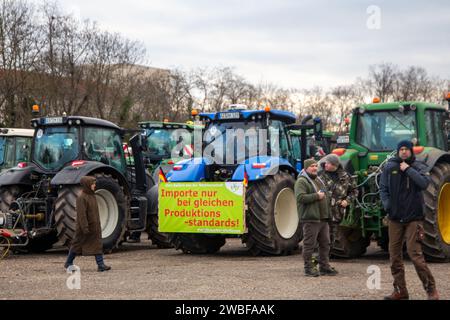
[319,164,358,222]
[70,176,103,255]
[295,170,330,222]
[379,157,430,223]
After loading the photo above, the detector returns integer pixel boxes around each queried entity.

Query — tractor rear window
[356,111,417,151]
[33,126,80,171]
[425,110,448,151]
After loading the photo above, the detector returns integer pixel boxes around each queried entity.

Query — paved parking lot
[1,238,448,300]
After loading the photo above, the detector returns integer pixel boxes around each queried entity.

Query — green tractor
[125,121,196,245]
[0,128,34,173]
[333,96,450,261]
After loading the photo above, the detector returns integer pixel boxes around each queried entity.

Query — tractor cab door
[287,132,302,172]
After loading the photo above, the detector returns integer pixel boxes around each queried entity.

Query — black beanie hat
[397,140,413,153]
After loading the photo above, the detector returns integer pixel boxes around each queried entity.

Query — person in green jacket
[295,159,338,277]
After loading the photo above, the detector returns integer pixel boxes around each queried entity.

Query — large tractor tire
[146,176,173,248]
[422,162,450,262]
[331,227,371,258]
[243,171,301,256]
[0,186,57,253]
[169,233,226,254]
[55,173,127,253]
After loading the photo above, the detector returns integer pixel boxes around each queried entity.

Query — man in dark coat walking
[64,176,111,272]
[380,140,438,300]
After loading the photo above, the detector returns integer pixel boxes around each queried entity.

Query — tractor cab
[0,128,33,172]
[336,100,448,172]
[196,106,299,181]
[139,121,195,166]
[30,116,126,174]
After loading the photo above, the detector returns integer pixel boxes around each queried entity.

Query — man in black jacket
[380,140,438,300]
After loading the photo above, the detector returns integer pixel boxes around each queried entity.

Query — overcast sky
[52,0,449,89]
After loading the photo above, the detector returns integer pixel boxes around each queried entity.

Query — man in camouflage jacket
[318,154,358,245]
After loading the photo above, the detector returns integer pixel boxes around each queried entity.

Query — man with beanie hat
[319,154,358,246]
[295,158,338,277]
[380,140,438,300]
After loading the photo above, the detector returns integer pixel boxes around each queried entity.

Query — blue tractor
[161,106,322,255]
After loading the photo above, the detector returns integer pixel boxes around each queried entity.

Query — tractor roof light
[32,105,40,114]
[446,92,450,101]
[191,109,199,117]
[410,104,417,111]
[264,106,271,113]
[332,148,346,156]
[358,107,365,115]
[398,105,405,113]
[373,97,381,104]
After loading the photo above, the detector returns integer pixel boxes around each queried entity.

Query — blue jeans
[65,250,104,266]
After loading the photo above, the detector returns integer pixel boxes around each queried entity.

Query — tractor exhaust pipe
[129,133,148,193]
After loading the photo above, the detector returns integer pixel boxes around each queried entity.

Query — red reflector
[168,160,175,165]
[332,148,346,156]
[71,160,86,167]
[173,165,183,171]
[413,146,425,154]
[252,163,267,169]
[17,162,28,168]
[0,229,12,238]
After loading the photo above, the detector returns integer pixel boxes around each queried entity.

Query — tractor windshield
[356,111,417,151]
[204,120,272,164]
[146,128,192,160]
[33,126,80,171]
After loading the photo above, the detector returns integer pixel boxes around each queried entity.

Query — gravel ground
[0,238,448,300]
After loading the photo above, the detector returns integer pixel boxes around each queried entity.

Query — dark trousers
[388,219,436,292]
[65,249,105,266]
[329,221,339,246]
[303,222,331,269]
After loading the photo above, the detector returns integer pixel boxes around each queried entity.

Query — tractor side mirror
[313,118,323,141]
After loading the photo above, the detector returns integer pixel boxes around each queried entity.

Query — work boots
[304,262,319,277]
[319,266,338,276]
[427,288,439,300]
[97,264,112,272]
[384,288,409,300]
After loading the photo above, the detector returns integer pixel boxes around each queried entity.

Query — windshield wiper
[387,112,412,131]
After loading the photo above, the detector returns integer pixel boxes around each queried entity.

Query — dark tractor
[0,115,153,253]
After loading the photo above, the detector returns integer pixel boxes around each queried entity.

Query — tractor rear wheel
[331,227,371,258]
[169,233,226,254]
[55,173,127,253]
[422,162,450,262]
[243,171,301,256]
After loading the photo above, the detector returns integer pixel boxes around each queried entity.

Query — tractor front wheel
[243,171,301,256]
